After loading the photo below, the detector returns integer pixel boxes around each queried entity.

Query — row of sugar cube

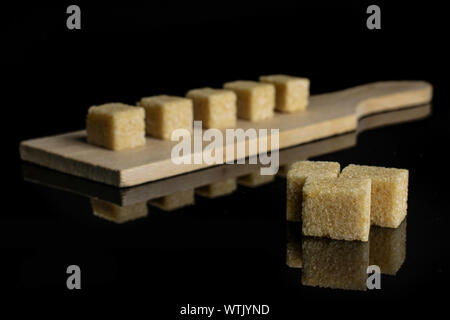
[86,75,309,150]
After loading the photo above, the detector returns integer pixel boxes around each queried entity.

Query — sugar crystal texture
[86,103,145,151]
[223,81,275,121]
[340,164,408,228]
[286,161,340,222]
[91,199,148,224]
[196,178,237,198]
[302,177,371,242]
[138,95,193,140]
[186,88,236,129]
[302,237,369,290]
[369,219,406,275]
[259,74,310,113]
[149,189,195,211]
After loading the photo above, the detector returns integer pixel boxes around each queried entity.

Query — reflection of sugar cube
[86,103,145,151]
[91,199,147,224]
[370,220,407,275]
[302,237,369,291]
[149,190,195,211]
[286,222,302,268]
[196,178,237,198]
[238,172,275,187]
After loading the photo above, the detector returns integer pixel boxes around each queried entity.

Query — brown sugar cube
[196,178,237,198]
[223,81,275,121]
[186,88,236,129]
[86,103,145,151]
[286,222,302,268]
[259,74,310,113]
[286,161,340,222]
[369,219,407,275]
[340,164,409,228]
[91,199,147,224]
[278,160,308,177]
[302,177,371,242]
[149,189,195,211]
[138,95,193,140]
[302,237,369,291]
[238,171,275,187]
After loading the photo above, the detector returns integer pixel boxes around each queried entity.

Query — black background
[2,0,449,314]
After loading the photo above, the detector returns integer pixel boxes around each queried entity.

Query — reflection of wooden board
[22,133,356,206]
[22,104,431,206]
[19,81,432,187]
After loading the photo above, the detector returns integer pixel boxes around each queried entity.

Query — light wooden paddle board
[19,81,432,187]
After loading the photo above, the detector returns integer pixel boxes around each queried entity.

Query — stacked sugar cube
[85,74,310,151]
[287,161,408,242]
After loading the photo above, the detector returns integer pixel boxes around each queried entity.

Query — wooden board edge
[356,81,432,116]
[19,142,121,186]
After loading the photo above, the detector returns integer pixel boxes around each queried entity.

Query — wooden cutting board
[19,81,433,187]
[21,104,431,205]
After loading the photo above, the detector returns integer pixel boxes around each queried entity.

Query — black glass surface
[3,1,449,313]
